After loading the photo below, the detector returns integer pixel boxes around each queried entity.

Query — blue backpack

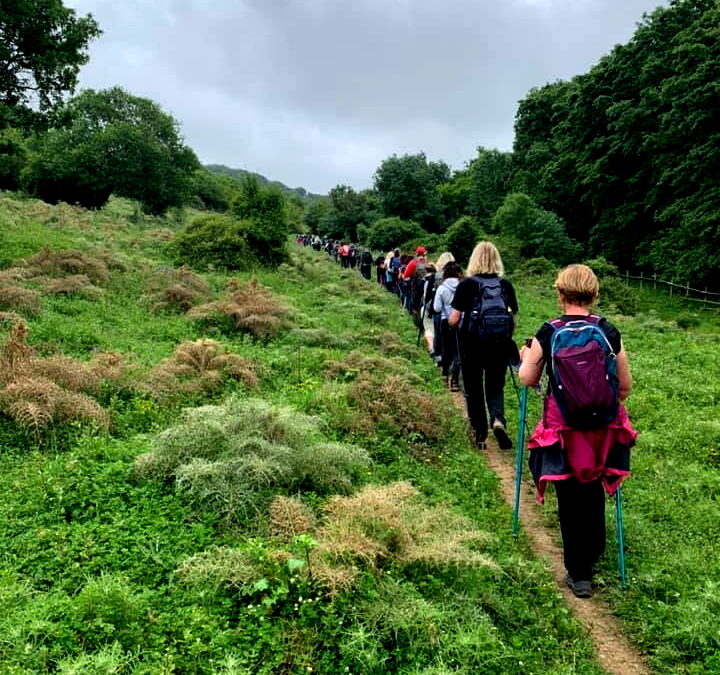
[547,316,619,430]
[466,277,513,341]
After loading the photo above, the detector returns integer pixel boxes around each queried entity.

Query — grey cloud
[67,0,666,193]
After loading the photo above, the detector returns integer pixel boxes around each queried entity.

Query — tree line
[307,0,719,287]
[1,0,718,286]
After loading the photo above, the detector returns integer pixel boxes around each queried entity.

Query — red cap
[415,246,427,255]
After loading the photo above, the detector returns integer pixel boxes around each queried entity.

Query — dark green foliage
[675,311,701,330]
[583,257,620,279]
[0,0,101,128]
[205,163,321,201]
[492,193,579,265]
[191,169,234,212]
[0,128,27,190]
[443,216,484,266]
[363,217,426,253]
[513,0,720,287]
[373,153,450,232]
[231,176,290,266]
[21,87,199,213]
[173,213,253,270]
[517,257,557,277]
[597,277,639,315]
[467,147,515,226]
[316,185,377,241]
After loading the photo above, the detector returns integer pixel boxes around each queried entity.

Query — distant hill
[205,164,324,201]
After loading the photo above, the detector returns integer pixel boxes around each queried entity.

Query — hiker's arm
[616,343,632,400]
[448,308,461,328]
[519,338,544,387]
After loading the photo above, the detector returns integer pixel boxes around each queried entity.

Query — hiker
[386,248,402,295]
[431,252,456,364]
[417,263,437,357]
[518,264,637,599]
[339,243,350,268]
[403,246,427,281]
[360,249,373,280]
[434,260,463,391]
[449,241,517,451]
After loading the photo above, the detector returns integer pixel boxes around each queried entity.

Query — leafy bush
[364,217,426,253]
[143,339,258,401]
[516,256,557,277]
[145,265,213,313]
[443,216,484,266]
[325,349,410,382]
[676,312,701,330]
[583,256,620,278]
[172,213,254,271]
[187,277,293,340]
[135,397,371,521]
[598,276,639,315]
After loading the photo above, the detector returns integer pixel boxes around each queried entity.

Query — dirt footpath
[451,392,651,675]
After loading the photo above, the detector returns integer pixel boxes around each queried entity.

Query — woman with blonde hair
[449,241,517,450]
[519,264,636,599]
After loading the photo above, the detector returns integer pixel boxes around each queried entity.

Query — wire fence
[622,271,720,307]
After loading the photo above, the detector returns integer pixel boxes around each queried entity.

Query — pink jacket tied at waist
[528,396,637,501]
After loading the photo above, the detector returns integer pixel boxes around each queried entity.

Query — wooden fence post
[640,271,644,290]
[669,279,673,298]
[653,274,657,289]
[686,282,690,297]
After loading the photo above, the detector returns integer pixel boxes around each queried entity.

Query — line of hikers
[297,234,637,600]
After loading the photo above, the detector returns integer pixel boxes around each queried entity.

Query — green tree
[22,87,199,213]
[191,169,235,212]
[467,148,514,226]
[0,0,101,128]
[373,153,450,232]
[364,217,426,252]
[0,127,27,190]
[173,213,253,270]
[231,175,289,265]
[443,216,484,266]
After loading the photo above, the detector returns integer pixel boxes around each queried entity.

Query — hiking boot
[472,431,487,451]
[450,381,460,393]
[565,575,592,599]
[492,418,513,450]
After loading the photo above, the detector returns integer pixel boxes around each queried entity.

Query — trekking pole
[512,384,528,537]
[615,486,628,589]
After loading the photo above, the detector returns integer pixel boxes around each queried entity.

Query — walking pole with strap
[512,383,528,537]
[615,486,628,589]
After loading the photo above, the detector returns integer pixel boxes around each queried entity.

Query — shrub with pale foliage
[134,396,371,521]
[187,277,292,340]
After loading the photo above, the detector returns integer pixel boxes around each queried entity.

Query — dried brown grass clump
[146,266,213,313]
[374,330,418,359]
[0,315,116,433]
[347,373,447,443]
[310,482,497,594]
[43,274,103,299]
[22,247,109,285]
[144,339,258,401]
[0,277,42,315]
[324,349,410,381]
[268,496,316,540]
[187,277,292,340]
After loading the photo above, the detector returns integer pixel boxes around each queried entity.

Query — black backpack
[466,276,513,340]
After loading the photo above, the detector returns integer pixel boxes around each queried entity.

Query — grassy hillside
[0,192,718,674]
[0,193,599,674]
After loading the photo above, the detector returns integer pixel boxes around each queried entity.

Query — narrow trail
[450,391,651,675]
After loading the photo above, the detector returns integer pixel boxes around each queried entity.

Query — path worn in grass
[450,391,651,675]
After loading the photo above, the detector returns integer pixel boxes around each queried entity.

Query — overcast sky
[65,0,666,194]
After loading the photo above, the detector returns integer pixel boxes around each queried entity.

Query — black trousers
[440,320,461,383]
[459,339,507,441]
[554,477,606,581]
